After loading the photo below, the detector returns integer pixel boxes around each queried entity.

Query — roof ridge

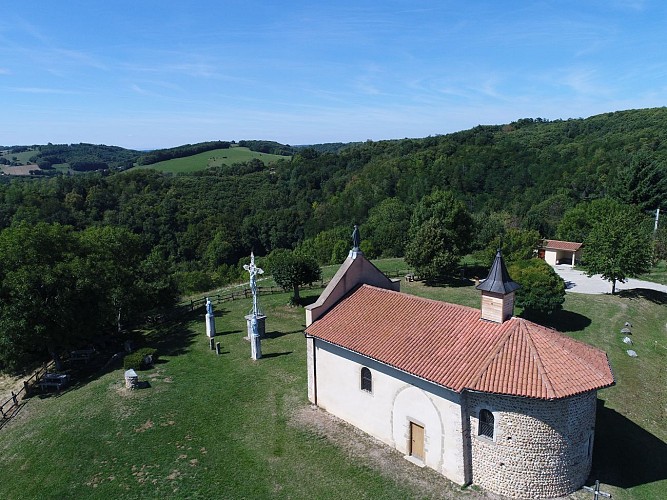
[466,320,518,391]
[523,319,613,384]
[361,284,480,313]
[521,318,598,363]
[467,318,557,398]
[518,319,556,399]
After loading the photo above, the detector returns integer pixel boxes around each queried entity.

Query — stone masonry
[466,391,597,499]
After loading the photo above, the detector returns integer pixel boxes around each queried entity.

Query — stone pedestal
[124,369,138,389]
[250,334,262,360]
[206,313,216,338]
[244,314,266,340]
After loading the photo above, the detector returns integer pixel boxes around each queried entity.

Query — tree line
[0,107,665,372]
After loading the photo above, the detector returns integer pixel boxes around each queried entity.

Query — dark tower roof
[476,249,521,294]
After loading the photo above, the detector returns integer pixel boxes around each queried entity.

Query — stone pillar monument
[243,252,265,358]
[205,297,216,338]
[250,315,261,360]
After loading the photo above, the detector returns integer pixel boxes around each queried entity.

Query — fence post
[12,391,17,406]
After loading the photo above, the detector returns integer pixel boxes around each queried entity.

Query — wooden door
[410,422,425,461]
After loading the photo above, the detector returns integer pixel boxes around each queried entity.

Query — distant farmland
[132,147,289,174]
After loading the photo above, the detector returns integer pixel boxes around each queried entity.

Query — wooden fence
[186,282,327,312]
[185,269,413,312]
[0,361,54,421]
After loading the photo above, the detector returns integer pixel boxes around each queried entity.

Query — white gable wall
[309,339,468,485]
[305,254,400,327]
[544,248,582,266]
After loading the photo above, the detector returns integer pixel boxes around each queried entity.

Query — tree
[78,226,146,332]
[555,204,590,243]
[362,197,411,257]
[609,149,667,212]
[268,249,321,305]
[0,223,99,372]
[509,259,565,316]
[471,210,515,252]
[404,191,474,281]
[556,198,621,244]
[482,228,542,267]
[296,227,348,265]
[0,223,178,373]
[522,193,573,238]
[654,222,667,263]
[583,201,653,294]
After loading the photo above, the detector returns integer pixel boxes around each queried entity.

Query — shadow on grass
[296,295,319,307]
[147,321,198,358]
[423,277,475,288]
[262,351,293,359]
[590,399,667,489]
[617,288,667,305]
[529,309,592,333]
[265,329,303,340]
[63,317,198,391]
[0,402,27,429]
[215,329,243,337]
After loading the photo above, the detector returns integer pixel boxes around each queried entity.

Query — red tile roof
[544,239,583,251]
[306,285,614,400]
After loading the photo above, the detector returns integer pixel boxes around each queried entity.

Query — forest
[0,107,665,371]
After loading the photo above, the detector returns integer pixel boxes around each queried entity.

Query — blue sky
[1,1,666,150]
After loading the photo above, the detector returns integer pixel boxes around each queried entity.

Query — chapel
[304,246,614,499]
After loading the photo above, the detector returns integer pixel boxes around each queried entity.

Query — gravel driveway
[553,265,667,295]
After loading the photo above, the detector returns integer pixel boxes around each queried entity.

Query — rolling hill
[132,146,289,174]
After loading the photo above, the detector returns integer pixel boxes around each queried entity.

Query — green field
[0,149,37,165]
[133,147,289,174]
[0,260,665,499]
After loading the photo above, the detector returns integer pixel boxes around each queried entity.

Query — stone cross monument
[244,252,264,318]
[243,252,265,359]
[205,297,216,338]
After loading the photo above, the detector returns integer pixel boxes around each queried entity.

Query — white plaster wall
[544,249,558,266]
[306,336,316,404]
[313,341,467,485]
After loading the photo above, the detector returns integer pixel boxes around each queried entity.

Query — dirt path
[0,373,24,405]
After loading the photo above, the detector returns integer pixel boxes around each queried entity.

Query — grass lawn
[0,261,665,499]
[131,147,288,174]
[0,291,470,500]
[640,260,667,285]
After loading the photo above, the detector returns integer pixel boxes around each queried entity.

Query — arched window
[478,409,494,439]
[361,367,372,392]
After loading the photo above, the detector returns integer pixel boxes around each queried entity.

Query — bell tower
[476,249,520,323]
